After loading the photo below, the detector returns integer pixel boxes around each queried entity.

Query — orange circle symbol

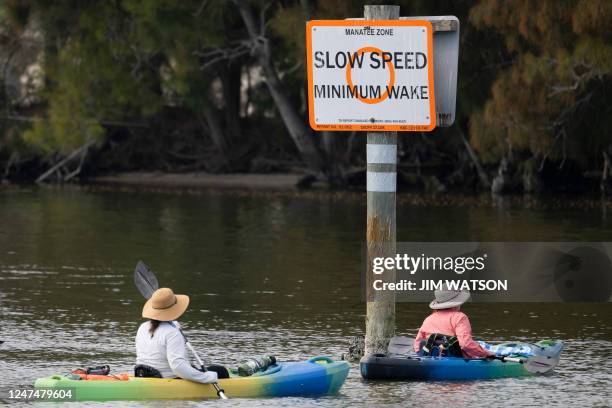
[345,47,395,105]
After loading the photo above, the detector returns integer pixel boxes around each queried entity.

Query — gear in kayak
[238,356,277,377]
[421,333,462,357]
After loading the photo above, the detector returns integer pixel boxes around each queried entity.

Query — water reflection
[0,187,611,406]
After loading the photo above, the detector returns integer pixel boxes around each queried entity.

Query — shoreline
[3,171,612,210]
[90,172,307,191]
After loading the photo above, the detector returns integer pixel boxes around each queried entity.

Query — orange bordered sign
[306,20,436,132]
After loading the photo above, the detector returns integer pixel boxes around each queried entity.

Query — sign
[401,16,460,127]
[348,16,460,127]
[306,20,436,132]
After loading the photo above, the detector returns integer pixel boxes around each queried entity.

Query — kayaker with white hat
[135,287,219,383]
[413,286,495,358]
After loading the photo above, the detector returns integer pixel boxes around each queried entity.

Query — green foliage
[2,0,611,179]
[10,1,165,153]
[7,0,238,154]
[120,1,240,113]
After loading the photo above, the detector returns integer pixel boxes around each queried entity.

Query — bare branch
[260,2,273,36]
[547,63,594,97]
[194,39,254,70]
[194,0,211,17]
[538,128,565,172]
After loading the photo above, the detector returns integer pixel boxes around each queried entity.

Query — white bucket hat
[429,286,471,310]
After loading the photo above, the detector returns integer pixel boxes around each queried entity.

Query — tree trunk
[602,148,612,195]
[235,1,325,176]
[458,126,490,188]
[321,131,346,186]
[219,61,242,142]
[322,131,334,159]
[202,104,231,170]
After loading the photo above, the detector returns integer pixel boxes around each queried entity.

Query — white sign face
[306,20,436,132]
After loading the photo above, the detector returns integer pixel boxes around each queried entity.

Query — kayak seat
[204,365,230,379]
[134,364,162,378]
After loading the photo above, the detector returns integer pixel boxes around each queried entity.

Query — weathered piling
[364,4,399,356]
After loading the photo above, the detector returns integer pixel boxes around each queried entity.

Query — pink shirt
[413,308,491,358]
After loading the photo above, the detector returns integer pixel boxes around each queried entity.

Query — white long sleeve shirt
[135,321,218,383]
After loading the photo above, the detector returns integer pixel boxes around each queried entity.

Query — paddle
[488,354,558,374]
[134,261,228,400]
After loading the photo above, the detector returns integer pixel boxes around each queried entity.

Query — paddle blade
[524,355,559,374]
[388,336,415,356]
[134,261,159,299]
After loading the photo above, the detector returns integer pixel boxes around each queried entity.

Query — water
[1,186,611,407]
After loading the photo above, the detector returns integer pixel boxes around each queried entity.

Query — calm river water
[1,186,611,407]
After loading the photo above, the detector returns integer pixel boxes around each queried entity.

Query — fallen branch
[36,142,93,184]
[63,146,89,182]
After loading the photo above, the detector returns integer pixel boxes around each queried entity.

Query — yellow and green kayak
[34,356,349,401]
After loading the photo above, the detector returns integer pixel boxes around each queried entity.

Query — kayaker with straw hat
[413,286,495,358]
[135,288,219,383]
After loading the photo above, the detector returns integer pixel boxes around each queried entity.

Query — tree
[123,0,248,170]
[12,1,164,154]
[469,0,612,175]
[233,0,328,179]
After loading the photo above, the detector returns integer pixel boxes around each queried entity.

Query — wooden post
[364,4,398,356]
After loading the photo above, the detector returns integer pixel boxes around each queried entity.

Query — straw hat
[429,286,470,310]
[142,288,189,321]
